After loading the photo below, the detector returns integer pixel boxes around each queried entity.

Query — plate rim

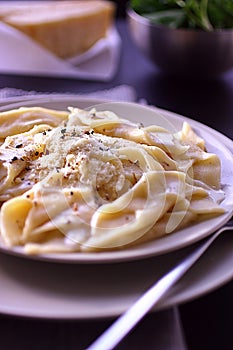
[0,229,232,320]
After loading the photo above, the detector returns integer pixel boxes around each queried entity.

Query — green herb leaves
[131,0,233,30]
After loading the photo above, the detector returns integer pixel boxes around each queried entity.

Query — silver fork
[86,224,233,350]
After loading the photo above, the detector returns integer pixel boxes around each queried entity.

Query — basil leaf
[208,0,233,28]
[130,0,233,30]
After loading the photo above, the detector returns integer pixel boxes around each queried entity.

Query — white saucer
[0,230,232,320]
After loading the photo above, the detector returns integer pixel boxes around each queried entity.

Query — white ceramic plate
[0,229,232,319]
[0,97,233,264]
[0,97,232,320]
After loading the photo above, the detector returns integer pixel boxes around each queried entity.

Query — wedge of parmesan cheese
[0,1,115,58]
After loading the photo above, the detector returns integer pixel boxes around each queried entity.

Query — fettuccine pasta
[0,105,225,254]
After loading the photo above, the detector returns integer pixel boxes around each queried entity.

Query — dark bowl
[127,7,233,77]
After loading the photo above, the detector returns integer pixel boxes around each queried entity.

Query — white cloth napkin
[0,22,121,81]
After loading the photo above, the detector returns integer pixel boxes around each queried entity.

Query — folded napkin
[0,22,121,81]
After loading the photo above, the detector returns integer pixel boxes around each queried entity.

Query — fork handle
[86,225,233,350]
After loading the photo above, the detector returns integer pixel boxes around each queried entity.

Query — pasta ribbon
[0,106,225,254]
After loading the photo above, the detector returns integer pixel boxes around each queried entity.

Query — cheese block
[0,1,115,59]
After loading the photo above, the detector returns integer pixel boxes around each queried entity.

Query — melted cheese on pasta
[0,106,225,254]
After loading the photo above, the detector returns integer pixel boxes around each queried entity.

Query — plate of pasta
[0,97,232,263]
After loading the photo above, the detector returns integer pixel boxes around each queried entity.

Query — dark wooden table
[0,16,232,350]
